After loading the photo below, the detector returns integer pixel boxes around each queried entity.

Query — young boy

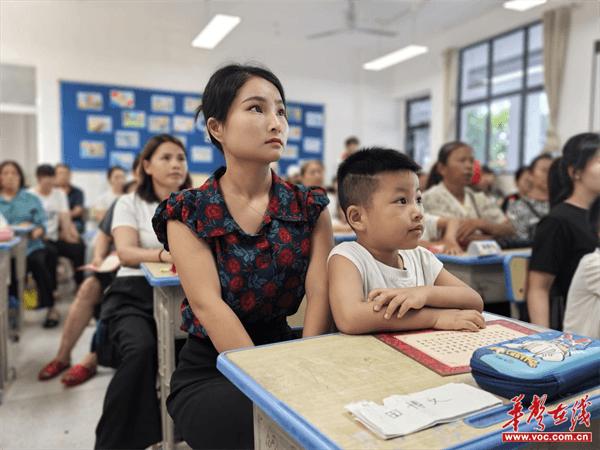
[328,148,485,334]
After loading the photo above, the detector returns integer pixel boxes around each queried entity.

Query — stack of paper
[345,383,502,439]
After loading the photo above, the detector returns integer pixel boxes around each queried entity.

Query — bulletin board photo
[60,80,325,176]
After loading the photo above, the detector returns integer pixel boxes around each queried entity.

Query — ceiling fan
[306,0,397,40]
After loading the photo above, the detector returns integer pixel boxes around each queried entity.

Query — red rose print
[277,248,294,266]
[181,206,189,222]
[269,197,280,212]
[262,281,277,297]
[229,275,244,292]
[257,239,270,251]
[240,291,256,311]
[307,195,315,206]
[176,193,184,203]
[195,220,205,232]
[278,292,294,308]
[278,228,292,243]
[205,204,223,220]
[225,234,239,245]
[208,227,225,237]
[256,254,270,269]
[290,201,300,214]
[300,238,310,256]
[166,203,174,216]
[226,258,241,274]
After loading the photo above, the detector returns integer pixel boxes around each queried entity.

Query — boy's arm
[368,268,483,319]
[328,255,483,334]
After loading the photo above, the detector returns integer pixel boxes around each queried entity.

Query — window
[457,23,548,172]
[405,96,431,169]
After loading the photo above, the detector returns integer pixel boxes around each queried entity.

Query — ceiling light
[503,0,547,12]
[191,14,241,49]
[363,45,428,71]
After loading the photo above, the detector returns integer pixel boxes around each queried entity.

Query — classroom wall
[0,1,400,205]
[392,0,600,173]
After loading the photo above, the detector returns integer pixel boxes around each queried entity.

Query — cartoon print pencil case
[470,331,600,402]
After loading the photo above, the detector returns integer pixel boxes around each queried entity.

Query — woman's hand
[456,219,485,242]
[161,250,173,264]
[442,239,463,255]
[368,287,429,319]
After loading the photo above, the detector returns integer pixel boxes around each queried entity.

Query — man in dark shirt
[55,163,85,234]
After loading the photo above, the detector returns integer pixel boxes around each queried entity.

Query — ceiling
[0,0,556,83]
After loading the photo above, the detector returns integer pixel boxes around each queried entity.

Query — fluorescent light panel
[191,14,241,49]
[503,0,547,12]
[363,45,428,71]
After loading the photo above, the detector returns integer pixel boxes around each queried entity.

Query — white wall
[0,1,401,205]
[392,0,600,173]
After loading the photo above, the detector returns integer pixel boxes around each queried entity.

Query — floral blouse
[153,167,328,342]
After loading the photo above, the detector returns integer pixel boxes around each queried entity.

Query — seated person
[528,133,600,329]
[0,160,56,327]
[502,166,531,212]
[564,248,600,339]
[423,141,514,247]
[419,214,462,255]
[93,165,126,222]
[328,148,484,335]
[505,154,552,244]
[55,163,86,235]
[474,165,503,205]
[30,164,85,288]
[300,160,325,188]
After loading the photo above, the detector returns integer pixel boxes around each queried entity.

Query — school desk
[436,249,531,319]
[0,237,21,404]
[9,224,32,335]
[141,261,315,449]
[141,262,185,450]
[217,313,600,450]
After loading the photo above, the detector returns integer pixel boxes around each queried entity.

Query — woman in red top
[153,64,332,448]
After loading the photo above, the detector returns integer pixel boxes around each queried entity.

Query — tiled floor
[0,298,114,449]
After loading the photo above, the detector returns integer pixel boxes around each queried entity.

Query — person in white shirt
[30,164,85,324]
[564,249,600,338]
[93,165,126,222]
[328,148,484,335]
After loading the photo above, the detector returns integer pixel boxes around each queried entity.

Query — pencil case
[470,331,600,402]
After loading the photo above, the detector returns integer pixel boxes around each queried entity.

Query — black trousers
[26,248,55,309]
[95,313,161,449]
[167,335,253,449]
[46,239,86,286]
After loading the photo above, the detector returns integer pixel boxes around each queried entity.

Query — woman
[153,64,332,449]
[94,135,191,449]
[506,154,553,244]
[300,159,325,187]
[0,160,57,327]
[528,132,600,329]
[93,165,126,222]
[423,141,514,247]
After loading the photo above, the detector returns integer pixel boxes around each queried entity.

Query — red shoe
[38,360,70,381]
[61,364,97,387]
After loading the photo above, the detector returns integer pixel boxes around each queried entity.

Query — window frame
[456,21,545,171]
[405,95,431,167]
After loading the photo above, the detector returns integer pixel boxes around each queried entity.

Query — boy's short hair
[36,164,55,178]
[337,147,421,215]
[345,136,359,147]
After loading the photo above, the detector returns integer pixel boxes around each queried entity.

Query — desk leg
[10,238,27,336]
[253,404,301,450]
[154,286,179,450]
[0,251,9,404]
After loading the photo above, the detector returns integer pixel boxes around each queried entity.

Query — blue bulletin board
[60,81,324,175]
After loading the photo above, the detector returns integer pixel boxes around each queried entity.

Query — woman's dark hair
[198,63,286,153]
[107,165,125,180]
[36,164,55,178]
[528,153,553,172]
[550,133,600,206]
[550,132,600,229]
[0,160,26,190]
[136,134,192,203]
[425,141,472,190]
[514,166,528,183]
